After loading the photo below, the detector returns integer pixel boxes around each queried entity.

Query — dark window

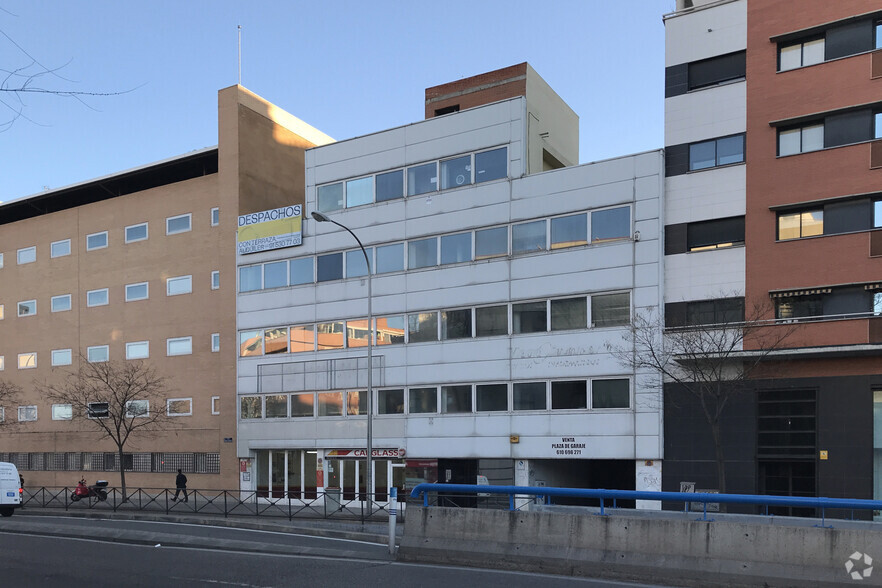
[441,308,472,340]
[475,147,507,183]
[441,385,472,414]
[476,384,508,412]
[376,170,404,202]
[689,134,744,170]
[824,199,872,234]
[666,297,744,327]
[686,216,745,251]
[825,18,874,60]
[475,305,508,337]
[757,389,816,459]
[88,402,109,418]
[513,382,546,411]
[551,381,587,410]
[550,297,586,331]
[592,379,630,409]
[378,389,404,415]
[316,252,343,282]
[434,104,460,116]
[664,63,688,98]
[665,143,690,177]
[775,296,823,320]
[824,109,872,148]
[513,301,546,333]
[688,51,745,90]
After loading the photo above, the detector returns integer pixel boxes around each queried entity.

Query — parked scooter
[71,478,108,502]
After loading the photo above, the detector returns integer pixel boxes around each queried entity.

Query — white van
[0,462,22,517]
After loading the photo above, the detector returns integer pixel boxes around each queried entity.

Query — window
[264,261,288,288]
[51,294,72,312]
[166,214,192,235]
[18,352,36,369]
[778,124,824,156]
[409,387,437,414]
[440,155,472,189]
[0,305,3,320]
[513,382,546,411]
[476,384,507,412]
[51,239,71,258]
[0,253,3,267]
[316,322,345,350]
[512,301,547,334]
[125,223,148,243]
[290,325,316,352]
[551,380,587,410]
[290,257,314,285]
[87,345,109,363]
[512,220,546,254]
[407,312,438,343]
[592,379,630,409]
[346,248,372,278]
[86,231,108,251]
[240,396,262,419]
[442,385,472,413]
[17,246,36,265]
[775,296,823,320]
[52,404,72,420]
[779,37,825,71]
[51,348,72,366]
[778,210,823,240]
[265,395,288,419]
[687,216,745,251]
[346,177,373,208]
[126,341,149,360]
[475,226,508,259]
[317,252,343,282]
[688,51,746,90]
[168,398,192,416]
[689,134,744,170]
[17,300,36,317]
[211,396,220,415]
[591,292,630,327]
[551,213,587,249]
[88,402,109,418]
[265,328,288,354]
[665,297,745,327]
[291,394,314,417]
[317,183,344,212]
[211,271,220,290]
[346,320,370,349]
[317,392,343,417]
[346,390,367,416]
[0,356,4,370]
[440,232,471,264]
[551,297,587,331]
[167,337,193,356]
[126,400,149,418]
[408,237,437,269]
[378,389,405,414]
[86,288,108,307]
[475,147,507,183]
[407,162,437,196]
[376,316,405,345]
[376,170,404,202]
[441,309,472,340]
[167,275,192,295]
[475,305,508,337]
[18,406,37,422]
[211,208,220,226]
[592,207,631,242]
[211,333,220,352]
[125,282,149,302]
[376,243,404,274]
[239,265,262,292]
[239,330,263,356]
[876,200,882,229]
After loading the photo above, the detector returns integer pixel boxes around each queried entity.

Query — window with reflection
[317,252,343,282]
[441,155,471,189]
[441,309,472,340]
[317,183,344,212]
[476,384,508,412]
[475,305,508,337]
[376,170,404,202]
[239,265,262,292]
[551,214,587,249]
[290,325,315,352]
[592,379,630,409]
[514,382,546,411]
[264,327,288,355]
[475,226,508,258]
[346,177,373,207]
[512,220,546,254]
[378,389,404,414]
[291,394,314,417]
[263,261,288,289]
[778,210,823,240]
[317,392,343,416]
[591,207,630,242]
[440,232,471,264]
[265,395,288,418]
[375,316,405,345]
[512,301,547,333]
[376,243,404,274]
[347,319,370,348]
[592,292,630,327]
[346,248,372,278]
[290,257,314,286]
[551,380,587,409]
[407,312,438,342]
[240,396,262,419]
[408,237,437,269]
[409,387,437,414]
[551,297,587,331]
[475,147,507,183]
[239,330,263,356]
[316,322,345,350]
[346,390,367,415]
[442,385,472,413]
[407,162,437,196]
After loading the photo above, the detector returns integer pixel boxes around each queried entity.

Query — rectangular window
[687,216,745,251]
[688,50,746,90]
[0,305,4,320]
[211,396,220,415]
[440,232,472,264]
[440,155,472,189]
[167,337,192,356]
[86,231,108,251]
[376,170,404,202]
[408,237,437,269]
[125,282,149,302]
[87,345,109,363]
[551,380,587,410]
[317,183,344,213]
[18,352,36,369]
[778,124,824,156]
[551,213,587,249]
[51,294,71,313]
[512,301,547,334]
[346,390,367,416]
[126,400,149,418]
[260,261,287,289]
[316,322,345,350]
[211,333,220,352]
[474,147,507,183]
[378,389,405,414]
[86,288,108,307]
[592,292,630,327]
[88,402,109,418]
[346,319,370,348]
[779,37,825,71]
[592,379,630,409]
[407,312,438,343]
[289,325,316,352]
[18,299,36,317]
[126,341,149,360]
[376,316,405,345]
[125,223,148,243]
[290,257,314,285]
[346,248,372,278]
[52,404,72,420]
[409,387,437,414]
[291,393,314,417]
[51,348,72,366]
[211,208,220,226]
[51,239,71,258]
[682,298,745,326]
[512,220,546,255]
[17,246,36,265]
[441,308,472,340]
[240,396,262,419]
[317,252,343,282]
[18,406,37,422]
[407,162,437,196]
[211,271,220,290]
[551,297,587,331]
[167,398,192,416]
[167,275,192,295]
[592,207,631,243]
[0,356,4,370]
[475,305,508,337]
[239,265,262,292]
[476,384,508,412]
[376,243,404,273]
[346,177,373,208]
[475,226,508,259]
[166,214,192,235]
[265,395,288,418]
[442,385,472,413]
[689,134,745,170]
[778,210,823,240]
[513,382,546,411]
[265,327,289,354]
[775,296,823,320]
[317,392,343,417]
[0,253,4,267]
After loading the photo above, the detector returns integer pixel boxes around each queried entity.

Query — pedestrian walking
[172,469,188,502]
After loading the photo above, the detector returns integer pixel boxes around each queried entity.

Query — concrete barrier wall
[398,506,882,587]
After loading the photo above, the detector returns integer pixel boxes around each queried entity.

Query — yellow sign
[237,205,302,254]
[820,450,828,460]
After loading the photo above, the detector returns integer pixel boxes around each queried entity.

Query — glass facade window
[289,325,316,352]
[51,239,71,257]
[126,341,149,360]
[291,394,314,417]
[289,257,314,286]
[346,248,372,278]
[475,226,508,259]
[476,384,507,412]
[779,124,824,156]
[591,207,631,242]
[551,213,587,249]
[551,297,587,331]
[17,246,36,265]
[407,162,437,196]
[408,312,438,343]
[778,210,823,240]
[475,305,508,337]
[86,289,108,307]
[442,385,471,413]
[376,316,406,345]
[51,294,72,313]
[592,292,630,327]
[689,135,744,170]
[317,252,343,282]
[376,243,404,274]
[125,223,148,243]
[512,220,546,254]
[240,330,263,357]
[440,232,472,264]
[441,309,472,340]
[409,387,437,414]
[346,390,367,415]
[166,214,191,234]
[551,380,587,410]
[125,283,148,302]
[263,261,288,289]
[513,382,546,411]
[378,389,405,414]
[317,392,343,416]
[474,147,507,183]
[86,231,108,251]
[265,395,288,418]
[239,266,262,292]
[316,322,345,350]
[512,301,547,334]
[689,141,716,170]
[408,237,437,269]
[592,379,630,409]
[264,328,288,355]
[346,319,370,348]
[240,396,262,419]
[440,155,472,189]
[346,177,373,208]
[51,349,72,366]
[376,170,404,202]
[87,346,109,363]
[317,183,344,212]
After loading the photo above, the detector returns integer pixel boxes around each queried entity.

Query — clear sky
[1,1,670,202]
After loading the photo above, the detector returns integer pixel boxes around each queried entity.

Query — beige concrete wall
[524,64,579,173]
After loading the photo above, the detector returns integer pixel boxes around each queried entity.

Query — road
[0,516,669,587]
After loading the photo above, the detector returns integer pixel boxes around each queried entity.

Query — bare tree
[38,359,175,499]
[0,380,22,426]
[609,301,798,494]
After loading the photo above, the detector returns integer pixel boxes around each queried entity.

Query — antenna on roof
[237,25,242,85]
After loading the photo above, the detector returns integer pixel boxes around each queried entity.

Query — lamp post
[311,211,373,505]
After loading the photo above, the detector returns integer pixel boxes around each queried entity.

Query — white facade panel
[664,247,746,302]
[665,164,745,225]
[665,81,746,146]
[664,0,746,67]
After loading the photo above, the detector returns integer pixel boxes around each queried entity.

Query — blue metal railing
[409,484,882,527]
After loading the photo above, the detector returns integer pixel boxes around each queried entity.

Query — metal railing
[21,486,401,523]
[410,484,882,528]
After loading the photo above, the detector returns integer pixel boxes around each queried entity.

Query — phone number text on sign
[552,437,586,456]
